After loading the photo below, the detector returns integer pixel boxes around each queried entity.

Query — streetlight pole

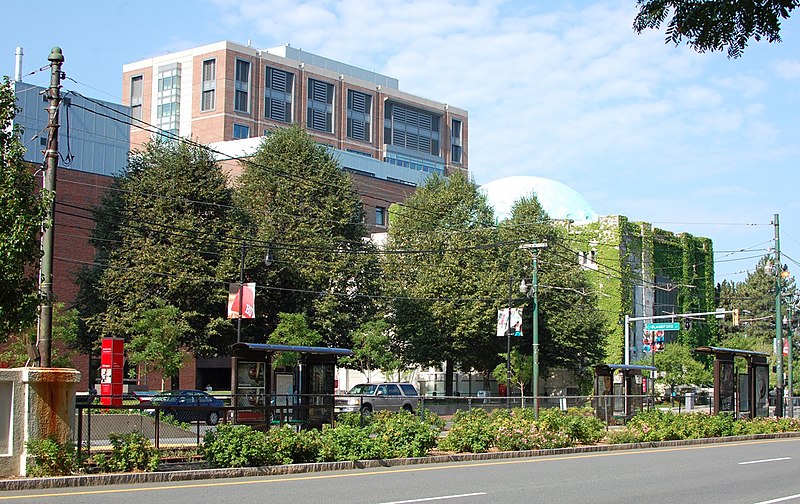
[506,275,513,407]
[235,242,274,344]
[521,242,547,419]
[774,214,784,417]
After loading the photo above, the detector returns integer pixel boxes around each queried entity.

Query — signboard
[228,282,256,319]
[645,322,680,331]
[496,308,523,337]
[100,337,124,406]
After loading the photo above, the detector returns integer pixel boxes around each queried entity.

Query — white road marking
[753,493,800,504]
[739,457,791,465]
[379,493,487,504]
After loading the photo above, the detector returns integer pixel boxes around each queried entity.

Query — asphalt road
[4,438,800,504]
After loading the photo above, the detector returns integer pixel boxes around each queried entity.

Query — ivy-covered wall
[567,216,714,363]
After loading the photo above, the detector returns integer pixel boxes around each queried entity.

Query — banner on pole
[496,307,523,337]
[228,282,256,319]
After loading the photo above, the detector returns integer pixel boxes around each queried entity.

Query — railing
[74,392,719,457]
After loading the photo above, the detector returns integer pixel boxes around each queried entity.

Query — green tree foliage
[127,304,189,391]
[0,302,78,367]
[384,172,503,394]
[233,126,380,348]
[717,256,784,344]
[492,348,533,398]
[0,78,47,340]
[341,318,404,382]
[500,196,607,381]
[267,312,322,368]
[77,140,236,356]
[633,0,799,58]
[652,343,712,390]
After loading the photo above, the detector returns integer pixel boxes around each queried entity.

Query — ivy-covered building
[481,176,716,368]
[567,216,715,364]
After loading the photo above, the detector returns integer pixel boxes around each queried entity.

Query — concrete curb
[4,431,800,492]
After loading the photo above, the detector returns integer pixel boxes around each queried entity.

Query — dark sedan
[150,390,224,425]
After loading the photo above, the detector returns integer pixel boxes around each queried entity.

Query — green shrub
[610,411,800,444]
[318,424,381,462]
[25,437,80,477]
[370,410,440,458]
[438,409,496,453]
[94,432,158,472]
[264,426,321,464]
[202,424,278,467]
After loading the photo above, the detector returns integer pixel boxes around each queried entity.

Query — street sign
[645,322,681,331]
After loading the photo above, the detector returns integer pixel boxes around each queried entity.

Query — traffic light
[732,308,740,326]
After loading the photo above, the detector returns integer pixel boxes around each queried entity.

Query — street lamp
[520,242,547,418]
[236,242,274,344]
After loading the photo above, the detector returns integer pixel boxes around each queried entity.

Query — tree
[634,0,799,58]
[233,126,381,349]
[78,140,237,357]
[384,172,504,395]
[267,312,322,368]
[127,304,189,391]
[500,194,608,385]
[0,302,78,368]
[341,319,403,382]
[652,343,712,398]
[0,77,47,340]
[492,348,533,405]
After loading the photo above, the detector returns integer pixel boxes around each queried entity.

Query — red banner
[228,282,256,319]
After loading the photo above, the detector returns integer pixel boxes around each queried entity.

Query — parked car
[336,383,419,415]
[150,390,224,425]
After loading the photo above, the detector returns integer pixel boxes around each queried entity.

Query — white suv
[336,383,419,414]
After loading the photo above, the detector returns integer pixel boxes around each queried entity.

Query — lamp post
[520,242,547,418]
[236,242,274,344]
[773,214,784,417]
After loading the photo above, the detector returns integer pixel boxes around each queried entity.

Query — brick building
[122,41,468,232]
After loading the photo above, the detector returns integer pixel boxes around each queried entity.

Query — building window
[347,89,372,142]
[265,66,293,123]
[233,123,250,139]
[375,206,387,227]
[130,75,143,121]
[201,59,216,111]
[307,78,334,133]
[156,64,181,140]
[234,59,251,113]
[450,118,462,164]
[384,102,440,156]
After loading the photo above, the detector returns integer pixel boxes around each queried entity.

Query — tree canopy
[77,139,237,356]
[0,78,47,340]
[383,171,504,394]
[233,126,381,349]
[634,0,799,58]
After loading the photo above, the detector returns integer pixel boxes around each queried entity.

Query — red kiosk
[99,337,124,406]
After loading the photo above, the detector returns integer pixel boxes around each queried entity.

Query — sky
[2,0,799,285]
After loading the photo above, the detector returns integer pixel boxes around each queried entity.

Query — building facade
[122,41,468,231]
[9,82,129,390]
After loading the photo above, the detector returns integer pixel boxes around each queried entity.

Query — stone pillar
[0,367,81,477]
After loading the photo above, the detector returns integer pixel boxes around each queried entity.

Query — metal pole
[789,302,794,418]
[506,275,512,407]
[624,315,630,365]
[237,241,245,343]
[775,214,784,417]
[532,249,540,419]
[37,47,64,367]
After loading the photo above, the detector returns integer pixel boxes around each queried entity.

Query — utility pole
[774,214,784,417]
[521,242,547,419]
[506,275,512,406]
[37,47,64,368]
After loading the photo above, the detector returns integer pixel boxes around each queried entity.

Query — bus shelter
[594,364,656,424]
[231,343,353,429]
[694,346,769,418]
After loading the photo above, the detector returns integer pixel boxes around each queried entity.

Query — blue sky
[2,0,799,285]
